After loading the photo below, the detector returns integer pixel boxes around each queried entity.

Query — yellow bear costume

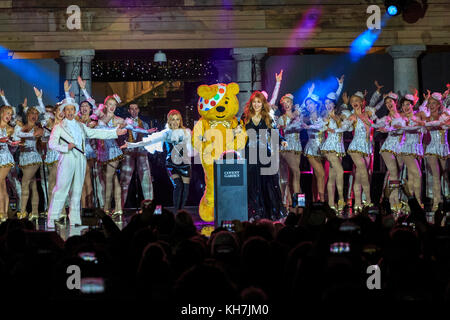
[192,83,247,222]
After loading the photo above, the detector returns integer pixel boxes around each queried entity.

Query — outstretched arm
[124,129,170,149]
[123,118,157,134]
[84,123,121,140]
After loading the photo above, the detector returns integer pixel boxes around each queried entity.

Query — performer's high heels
[362,201,373,208]
[0,212,7,223]
[353,205,362,214]
[29,212,39,222]
[17,211,27,219]
[432,203,440,212]
[112,210,123,219]
[336,211,344,219]
[337,200,346,212]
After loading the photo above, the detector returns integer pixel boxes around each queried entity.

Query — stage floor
[32,206,215,240]
[27,204,438,241]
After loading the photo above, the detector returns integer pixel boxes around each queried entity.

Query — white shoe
[47,220,56,229]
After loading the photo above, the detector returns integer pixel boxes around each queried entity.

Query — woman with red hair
[242,91,287,221]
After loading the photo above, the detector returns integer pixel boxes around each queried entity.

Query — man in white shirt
[47,97,127,228]
[119,103,156,208]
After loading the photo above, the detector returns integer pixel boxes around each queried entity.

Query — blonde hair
[428,96,444,114]
[0,105,13,123]
[26,106,39,117]
[167,109,185,129]
[349,95,366,112]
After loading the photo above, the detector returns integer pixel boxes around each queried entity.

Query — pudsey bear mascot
[193,83,247,222]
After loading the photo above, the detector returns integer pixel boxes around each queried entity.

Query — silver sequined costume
[96,118,123,163]
[304,118,326,158]
[399,118,424,158]
[320,118,346,157]
[348,118,372,156]
[277,115,302,153]
[425,130,449,159]
[14,127,42,168]
[0,127,14,168]
[378,117,405,155]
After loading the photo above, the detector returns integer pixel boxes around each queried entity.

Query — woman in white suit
[46,97,127,228]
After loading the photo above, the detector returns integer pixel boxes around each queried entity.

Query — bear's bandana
[198,83,227,111]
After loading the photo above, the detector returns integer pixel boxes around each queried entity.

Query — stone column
[231,47,268,115]
[386,45,426,96]
[60,49,95,103]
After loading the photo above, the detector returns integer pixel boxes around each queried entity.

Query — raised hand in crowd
[77,76,86,89]
[342,91,349,105]
[374,80,384,92]
[64,80,72,93]
[276,69,283,82]
[33,86,43,98]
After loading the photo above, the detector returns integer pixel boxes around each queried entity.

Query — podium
[214,159,248,228]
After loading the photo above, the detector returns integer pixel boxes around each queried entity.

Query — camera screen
[78,252,98,264]
[297,194,306,207]
[221,220,234,232]
[330,242,350,254]
[80,278,105,294]
[154,205,162,215]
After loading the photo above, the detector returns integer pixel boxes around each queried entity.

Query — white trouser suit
[47,119,118,227]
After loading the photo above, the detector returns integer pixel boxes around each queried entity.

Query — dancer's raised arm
[33,87,45,114]
[269,69,283,106]
[78,76,98,108]
[335,74,345,99]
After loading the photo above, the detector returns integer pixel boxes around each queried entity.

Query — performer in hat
[46,97,127,228]
[422,92,449,211]
[345,91,374,211]
[371,91,406,212]
[398,91,426,207]
[277,92,302,212]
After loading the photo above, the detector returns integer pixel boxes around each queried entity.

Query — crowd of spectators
[0,185,449,307]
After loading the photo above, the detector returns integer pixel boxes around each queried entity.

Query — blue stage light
[387,5,399,16]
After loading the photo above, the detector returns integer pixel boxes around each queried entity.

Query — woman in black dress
[241,91,288,221]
